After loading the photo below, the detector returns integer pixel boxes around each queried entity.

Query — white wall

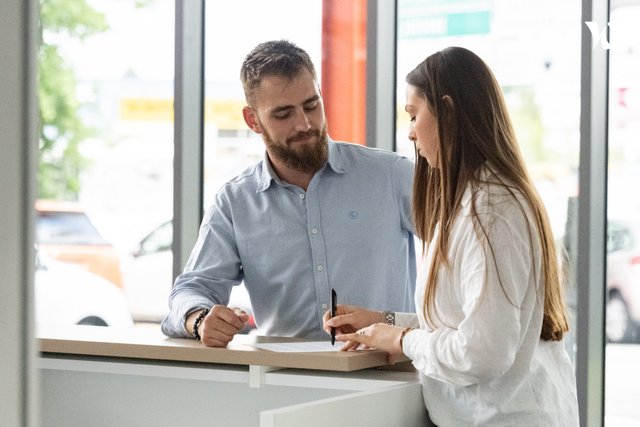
[0,0,38,426]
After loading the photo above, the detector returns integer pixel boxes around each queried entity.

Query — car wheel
[607,293,632,343]
[77,316,109,327]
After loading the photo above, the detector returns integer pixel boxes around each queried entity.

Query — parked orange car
[35,199,124,289]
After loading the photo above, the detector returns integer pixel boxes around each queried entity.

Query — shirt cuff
[395,312,420,328]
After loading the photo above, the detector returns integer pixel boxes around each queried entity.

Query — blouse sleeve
[395,312,420,329]
[402,206,540,387]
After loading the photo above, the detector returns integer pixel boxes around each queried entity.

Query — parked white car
[606,219,640,343]
[122,219,254,331]
[35,250,134,328]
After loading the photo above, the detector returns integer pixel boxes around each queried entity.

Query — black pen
[330,288,337,345]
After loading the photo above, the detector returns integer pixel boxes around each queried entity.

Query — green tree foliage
[505,87,545,163]
[38,0,108,200]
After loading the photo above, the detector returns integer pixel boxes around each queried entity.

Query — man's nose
[292,109,312,131]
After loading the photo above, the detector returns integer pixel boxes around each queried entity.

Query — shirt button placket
[304,184,330,328]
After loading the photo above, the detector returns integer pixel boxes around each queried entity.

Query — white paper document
[249,341,345,353]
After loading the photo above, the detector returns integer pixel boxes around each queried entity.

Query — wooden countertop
[38,325,401,372]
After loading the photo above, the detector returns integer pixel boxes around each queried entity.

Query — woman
[323,47,579,426]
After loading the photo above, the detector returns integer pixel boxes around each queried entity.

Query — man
[161,40,416,347]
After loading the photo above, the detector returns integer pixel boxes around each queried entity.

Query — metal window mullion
[1,0,37,425]
[576,1,610,426]
[366,0,397,151]
[173,0,205,279]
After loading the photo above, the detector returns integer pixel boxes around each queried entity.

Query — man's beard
[263,123,329,174]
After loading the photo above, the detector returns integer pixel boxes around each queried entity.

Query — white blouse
[399,179,579,426]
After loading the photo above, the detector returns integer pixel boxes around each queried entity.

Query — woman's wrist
[399,327,414,352]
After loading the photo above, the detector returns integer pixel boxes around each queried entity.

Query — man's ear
[242,106,262,133]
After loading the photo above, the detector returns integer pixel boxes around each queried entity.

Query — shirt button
[299,193,306,199]
[321,304,328,310]
[317,265,324,271]
[311,228,318,234]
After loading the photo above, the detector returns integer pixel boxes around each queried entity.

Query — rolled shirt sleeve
[161,194,244,338]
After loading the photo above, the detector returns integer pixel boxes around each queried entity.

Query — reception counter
[38,325,427,426]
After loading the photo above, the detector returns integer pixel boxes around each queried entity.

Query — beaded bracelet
[192,308,210,341]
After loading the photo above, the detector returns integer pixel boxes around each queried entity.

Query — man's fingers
[198,305,248,347]
[231,307,250,323]
[322,310,331,324]
[325,313,345,328]
[211,305,246,330]
[201,334,232,348]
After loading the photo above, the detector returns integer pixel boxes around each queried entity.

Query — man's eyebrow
[302,95,321,105]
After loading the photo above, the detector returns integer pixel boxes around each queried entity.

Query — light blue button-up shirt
[161,139,416,339]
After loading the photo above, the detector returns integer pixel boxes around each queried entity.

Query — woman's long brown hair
[407,47,568,341]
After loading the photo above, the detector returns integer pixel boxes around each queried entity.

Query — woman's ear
[442,95,454,110]
[242,106,263,133]
[442,95,455,123]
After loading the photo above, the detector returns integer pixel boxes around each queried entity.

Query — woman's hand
[338,323,407,365]
[322,304,382,336]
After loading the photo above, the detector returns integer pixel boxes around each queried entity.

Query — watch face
[385,311,395,325]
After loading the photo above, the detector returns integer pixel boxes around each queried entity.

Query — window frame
[0,0,609,424]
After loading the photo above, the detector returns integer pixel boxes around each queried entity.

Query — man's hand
[188,305,249,347]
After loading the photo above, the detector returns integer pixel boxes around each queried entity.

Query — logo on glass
[585,21,612,50]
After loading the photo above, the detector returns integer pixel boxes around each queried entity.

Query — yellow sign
[120,98,246,129]
[204,99,245,129]
[120,98,173,122]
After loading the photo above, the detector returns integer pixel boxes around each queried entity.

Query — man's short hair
[240,40,317,104]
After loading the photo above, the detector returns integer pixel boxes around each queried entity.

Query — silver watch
[383,310,395,325]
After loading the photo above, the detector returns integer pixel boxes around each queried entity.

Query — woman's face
[405,84,439,168]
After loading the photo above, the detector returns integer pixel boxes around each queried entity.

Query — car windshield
[37,212,109,245]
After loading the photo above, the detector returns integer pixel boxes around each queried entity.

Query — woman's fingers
[337,338,362,351]
[335,329,368,350]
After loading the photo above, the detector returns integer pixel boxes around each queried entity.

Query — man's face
[245,69,328,174]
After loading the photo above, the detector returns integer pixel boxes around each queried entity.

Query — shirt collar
[256,137,346,193]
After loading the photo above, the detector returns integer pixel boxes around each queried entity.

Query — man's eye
[274,112,290,119]
[304,102,318,111]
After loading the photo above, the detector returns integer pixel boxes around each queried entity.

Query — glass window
[137,220,172,256]
[37,0,175,326]
[606,1,640,424]
[396,0,582,359]
[36,208,109,245]
[203,1,324,206]
[202,0,366,324]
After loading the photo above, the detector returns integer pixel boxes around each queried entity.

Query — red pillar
[321,0,367,145]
